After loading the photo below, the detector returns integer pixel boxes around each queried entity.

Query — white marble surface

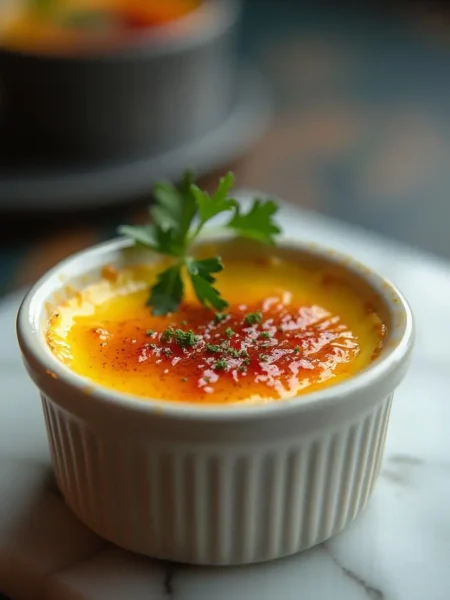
[1,201,450,600]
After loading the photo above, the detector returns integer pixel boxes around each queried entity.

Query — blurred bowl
[0,65,270,211]
[0,0,240,163]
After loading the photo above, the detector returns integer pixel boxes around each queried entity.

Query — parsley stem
[187,221,205,246]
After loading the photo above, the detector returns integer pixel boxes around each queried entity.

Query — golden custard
[47,257,386,405]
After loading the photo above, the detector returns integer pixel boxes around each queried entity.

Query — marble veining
[322,545,384,600]
[1,200,450,599]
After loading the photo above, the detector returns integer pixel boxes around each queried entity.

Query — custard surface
[47,257,386,404]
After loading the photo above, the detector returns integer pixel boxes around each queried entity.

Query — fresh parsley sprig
[118,171,281,315]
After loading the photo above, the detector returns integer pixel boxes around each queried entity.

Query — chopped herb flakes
[226,348,241,358]
[160,327,174,343]
[214,359,228,371]
[214,312,227,324]
[206,338,250,361]
[160,327,198,348]
[206,344,221,353]
[244,311,262,325]
[174,329,198,348]
[146,329,154,336]
[141,308,309,385]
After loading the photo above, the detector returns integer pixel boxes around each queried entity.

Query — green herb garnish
[174,329,198,348]
[259,354,270,362]
[226,348,241,359]
[160,326,198,348]
[214,312,227,324]
[206,341,247,360]
[214,358,228,371]
[119,171,281,315]
[146,329,154,336]
[161,327,174,343]
[225,327,235,338]
[244,311,263,325]
[259,331,271,339]
[206,344,221,353]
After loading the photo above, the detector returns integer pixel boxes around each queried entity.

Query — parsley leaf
[119,171,282,315]
[187,257,228,311]
[118,224,158,249]
[227,199,281,244]
[191,172,237,225]
[152,171,196,244]
[118,223,183,257]
[151,183,184,231]
[147,265,184,315]
[187,256,223,283]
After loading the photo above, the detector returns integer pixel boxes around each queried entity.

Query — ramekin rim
[16,235,414,422]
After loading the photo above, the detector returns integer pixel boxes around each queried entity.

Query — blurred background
[0,0,449,297]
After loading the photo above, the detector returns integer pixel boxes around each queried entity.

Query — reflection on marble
[1,202,450,600]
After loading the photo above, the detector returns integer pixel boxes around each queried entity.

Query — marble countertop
[1,201,450,600]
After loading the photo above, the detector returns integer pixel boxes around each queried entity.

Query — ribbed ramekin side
[41,393,393,565]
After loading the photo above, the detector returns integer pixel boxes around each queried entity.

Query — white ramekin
[16,237,414,566]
